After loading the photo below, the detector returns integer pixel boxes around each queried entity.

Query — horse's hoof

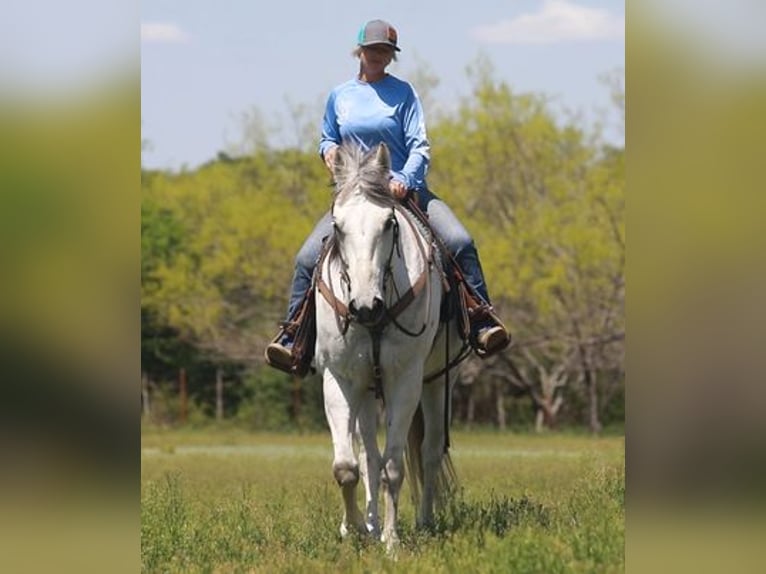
[384,539,400,559]
[381,531,400,557]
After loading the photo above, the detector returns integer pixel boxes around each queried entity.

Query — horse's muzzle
[348,297,386,328]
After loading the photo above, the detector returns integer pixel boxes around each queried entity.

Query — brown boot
[464,301,511,358]
[475,324,511,357]
[264,330,296,374]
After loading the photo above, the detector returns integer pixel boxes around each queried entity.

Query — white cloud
[472,0,624,45]
[141,22,189,44]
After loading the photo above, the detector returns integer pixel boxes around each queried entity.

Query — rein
[381,204,433,336]
[320,238,351,336]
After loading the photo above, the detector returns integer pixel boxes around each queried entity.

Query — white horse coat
[314,143,459,551]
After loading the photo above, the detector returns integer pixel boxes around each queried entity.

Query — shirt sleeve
[392,85,430,190]
[318,91,340,159]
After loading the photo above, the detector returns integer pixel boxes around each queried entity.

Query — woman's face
[360,44,395,74]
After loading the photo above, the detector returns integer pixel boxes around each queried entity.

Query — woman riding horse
[266,19,509,371]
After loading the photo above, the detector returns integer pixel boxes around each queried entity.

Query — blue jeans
[284,188,492,321]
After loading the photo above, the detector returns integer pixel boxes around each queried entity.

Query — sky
[140,0,625,171]
[5,2,764,172]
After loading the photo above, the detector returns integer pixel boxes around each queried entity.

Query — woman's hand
[389,179,408,200]
[323,146,338,175]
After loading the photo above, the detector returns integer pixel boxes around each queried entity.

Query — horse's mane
[333,144,397,208]
[330,142,441,270]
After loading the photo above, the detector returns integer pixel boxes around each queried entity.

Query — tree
[142,146,331,366]
[429,57,624,432]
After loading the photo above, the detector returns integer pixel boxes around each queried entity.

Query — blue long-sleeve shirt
[318,74,430,190]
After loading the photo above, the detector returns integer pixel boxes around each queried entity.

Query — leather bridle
[316,202,435,398]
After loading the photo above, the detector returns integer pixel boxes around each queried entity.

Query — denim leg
[286,211,333,320]
[416,188,492,305]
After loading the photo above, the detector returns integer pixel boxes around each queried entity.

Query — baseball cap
[357,19,401,52]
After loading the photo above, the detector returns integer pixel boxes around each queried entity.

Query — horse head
[331,143,399,328]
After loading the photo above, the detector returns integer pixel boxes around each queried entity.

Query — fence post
[216,367,224,421]
[179,367,188,424]
[141,372,151,419]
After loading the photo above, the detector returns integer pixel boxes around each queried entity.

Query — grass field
[141,426,624,573]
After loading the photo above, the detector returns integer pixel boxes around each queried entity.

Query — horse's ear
[374,143,391,171]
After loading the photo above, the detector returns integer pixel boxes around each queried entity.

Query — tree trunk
[215,367,224,421]
[495,381,506,430]
[292,375,301,426]
[141,372,150,419]
[575,341,602,435]
[586,369,602,434]
[466,386,475,429]
[179,367,188,424]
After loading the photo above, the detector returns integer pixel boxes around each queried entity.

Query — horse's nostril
[348,299,384,326]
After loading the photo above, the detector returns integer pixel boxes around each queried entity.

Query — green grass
[142,428,624,573]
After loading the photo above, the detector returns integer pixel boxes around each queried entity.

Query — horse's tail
[435,440,458,512]
[405,405,425,510]
[405,403,458,513]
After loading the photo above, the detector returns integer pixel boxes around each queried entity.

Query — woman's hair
[352,45,398,62]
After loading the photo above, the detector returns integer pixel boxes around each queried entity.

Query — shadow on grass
[398,489,552,551]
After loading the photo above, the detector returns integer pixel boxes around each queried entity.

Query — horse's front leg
[380,367,423,553]
[356,394,381,536]
[323,370,367,538]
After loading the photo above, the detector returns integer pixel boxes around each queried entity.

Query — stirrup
[469,305,511,358]
[265,341,295,374]
[264,322,297,375]
[474,324,511,358]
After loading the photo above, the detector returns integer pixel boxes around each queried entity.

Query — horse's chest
[318,331,419,378]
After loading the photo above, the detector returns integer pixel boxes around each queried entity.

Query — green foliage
[141,150,329,362]
[429,65,624,347]
[234,368,294,431]
[233,368,328,432]
[429,61,624,431]
[433,490,552,538]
